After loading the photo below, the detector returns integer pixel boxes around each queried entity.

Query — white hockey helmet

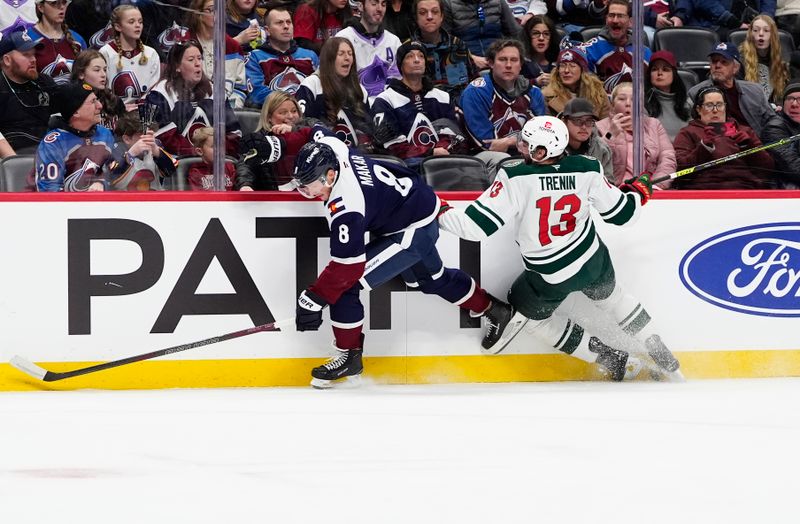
[519,116,569,161]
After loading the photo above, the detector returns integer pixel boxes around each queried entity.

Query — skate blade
[481,312,528,355]
[310,374,363,390]
[623,357,642,381]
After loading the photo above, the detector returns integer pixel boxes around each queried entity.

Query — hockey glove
[296,289,327,331]
[621,172,653,205]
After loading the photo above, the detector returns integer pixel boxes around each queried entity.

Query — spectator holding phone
[673,85,774,189]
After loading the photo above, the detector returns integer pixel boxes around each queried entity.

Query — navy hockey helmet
[293,142,338,187]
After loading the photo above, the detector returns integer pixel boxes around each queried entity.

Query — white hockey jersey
[335,25,401,100]
[99,43,161,104]
[438,155,644,284]
[0,2,35,33]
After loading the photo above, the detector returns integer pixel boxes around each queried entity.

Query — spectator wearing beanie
[645,50,691,141]
[35,81,115,191]
[761,81,800,188]
[542,46,610,118]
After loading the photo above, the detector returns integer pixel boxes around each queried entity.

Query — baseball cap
[649,50,677,70]
[560,97,598,119]
[0,28,43,57]
[708,42,740,63]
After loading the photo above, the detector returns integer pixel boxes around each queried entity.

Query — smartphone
[709,122,726,135]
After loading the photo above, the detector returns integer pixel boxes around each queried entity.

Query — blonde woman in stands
[739,14,789,105]
[541,47,610,119]
[99,4,161,105]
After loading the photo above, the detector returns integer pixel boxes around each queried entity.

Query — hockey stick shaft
[650,132,800,185]
[10,318,291,382]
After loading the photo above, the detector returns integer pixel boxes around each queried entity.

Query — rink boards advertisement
[1,191,799,390]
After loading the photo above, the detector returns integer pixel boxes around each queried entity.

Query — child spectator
[109,110,176,191]
[188,126,246,191]
[739,15,789,104]
[521,14,559,89]
[70,49,128,130]
[99,4,161,105]
[644,50,691,141]
[146,40,242,157]
[226,0,265,49]
[295,37,373,150]
[27,0,86,85]
[541,47,610,118]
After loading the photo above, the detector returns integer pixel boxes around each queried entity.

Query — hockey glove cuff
[296,289,327,331]
[437,196,453,218]
[621,172,653,205]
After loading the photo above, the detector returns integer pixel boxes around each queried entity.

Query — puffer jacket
[672,118,774,189]
[760,112,800,188]
[596,115,676,188]
[442,0,522,56]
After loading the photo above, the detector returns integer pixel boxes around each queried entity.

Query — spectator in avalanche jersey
[226,0,265,49]
[99,4,161,105]
[146,40,242,157]
[336,0,402,100]
[246,6,319,107]
[295,36,374,151]
[181,0,247,109]
[408,0,477,102]
[579,0,652,93]
[26,0,86,85]
[70,49,127,130]
[35,82,114,191]
[294,0,354,55]
[371,41,466,167]
[0,28,56,155]
[187,126,246,191]
[459,39,545,166]
[0,0,36,34]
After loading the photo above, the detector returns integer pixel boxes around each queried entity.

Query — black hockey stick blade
[650,132,800,185]
[9,318,292,382]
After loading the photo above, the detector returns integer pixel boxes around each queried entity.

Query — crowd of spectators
[1,0,800,192]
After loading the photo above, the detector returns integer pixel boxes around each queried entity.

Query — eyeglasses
[201,6,215,13]
[701,102,726,111]
[568,117,595,128]
[530,31,551,39]
[607,12,629,20]
[785,95,800,105]
[558,62,579,70]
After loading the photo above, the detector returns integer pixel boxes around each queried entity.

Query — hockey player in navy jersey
[438,116,682,381]
[283,136,511,388]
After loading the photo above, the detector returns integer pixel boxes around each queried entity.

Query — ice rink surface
[1,378,798,523]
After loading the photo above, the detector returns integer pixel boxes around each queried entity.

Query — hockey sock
[333,326,363,350]
[592,283,654,339]
[526,315,596,363]
[459,286,491,315]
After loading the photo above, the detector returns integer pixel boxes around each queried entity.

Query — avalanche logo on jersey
[158,23,190,57]
[41,54,74,84]
[65,157,101,192]
[407,112,438,147]
[90,22,114,50]
[179,106,212,141]
[490,94,531,139]
[603,63,634,94]
[332,109,358,147]
[266,66,307,95]
[112,71,143,101]
[680,223,800,317]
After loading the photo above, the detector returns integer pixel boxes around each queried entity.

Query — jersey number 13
[535,194,581,246]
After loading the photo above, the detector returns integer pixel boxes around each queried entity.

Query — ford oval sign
[679,223,800,317]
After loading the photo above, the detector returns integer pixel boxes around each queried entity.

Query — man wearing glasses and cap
[558,97,613,180]
[687,41,776,140]
[0,28,56,157]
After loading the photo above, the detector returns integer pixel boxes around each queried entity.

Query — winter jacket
[672,118,774,189]
[596,115,676,188]
[673,0,776,30]
[442,0,522,56]
[645,87,692,141]
[688,79,777,139]
[564,130,614,181]
[760,111,800,187]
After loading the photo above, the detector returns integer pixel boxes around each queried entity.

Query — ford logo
[679,223,800,317]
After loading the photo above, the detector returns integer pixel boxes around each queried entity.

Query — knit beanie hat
[557,48,588,72]
[396,41,428,66]
[52,82,95,121]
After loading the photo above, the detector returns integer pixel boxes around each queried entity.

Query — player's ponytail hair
[110,4,149,70]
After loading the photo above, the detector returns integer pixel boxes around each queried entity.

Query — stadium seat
[677,68,701,91]
[235,109,262,136]
[0,155,35,192]
[420,155,489,190]
[164,156,203,191]
[653,27,719,79]
[368,154,408,169]
[728,29,795,62]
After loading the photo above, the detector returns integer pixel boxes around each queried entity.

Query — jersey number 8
[373,164,412,196]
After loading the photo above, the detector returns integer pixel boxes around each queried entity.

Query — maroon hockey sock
[333,326,363,350]
[460,287,491,315]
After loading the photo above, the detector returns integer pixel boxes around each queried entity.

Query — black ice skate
[589,336,640,381]
[480,296,520,354]
[645,335,680,372]
[310,348,363,389]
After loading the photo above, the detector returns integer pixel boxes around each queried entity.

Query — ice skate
[643,335,684,381]
[310,348,363,389]
[589,336,639,381]
[480,296,520,354]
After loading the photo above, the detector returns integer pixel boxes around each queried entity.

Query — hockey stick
[650,132,800,185]
[9,318,292,382]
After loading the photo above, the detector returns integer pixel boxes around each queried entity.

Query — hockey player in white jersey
[438,115,682,381]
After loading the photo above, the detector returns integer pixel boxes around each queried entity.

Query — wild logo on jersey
[491,93,532,138]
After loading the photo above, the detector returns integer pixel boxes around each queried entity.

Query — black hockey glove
[240,133,282,165]
[296,289,327,331]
